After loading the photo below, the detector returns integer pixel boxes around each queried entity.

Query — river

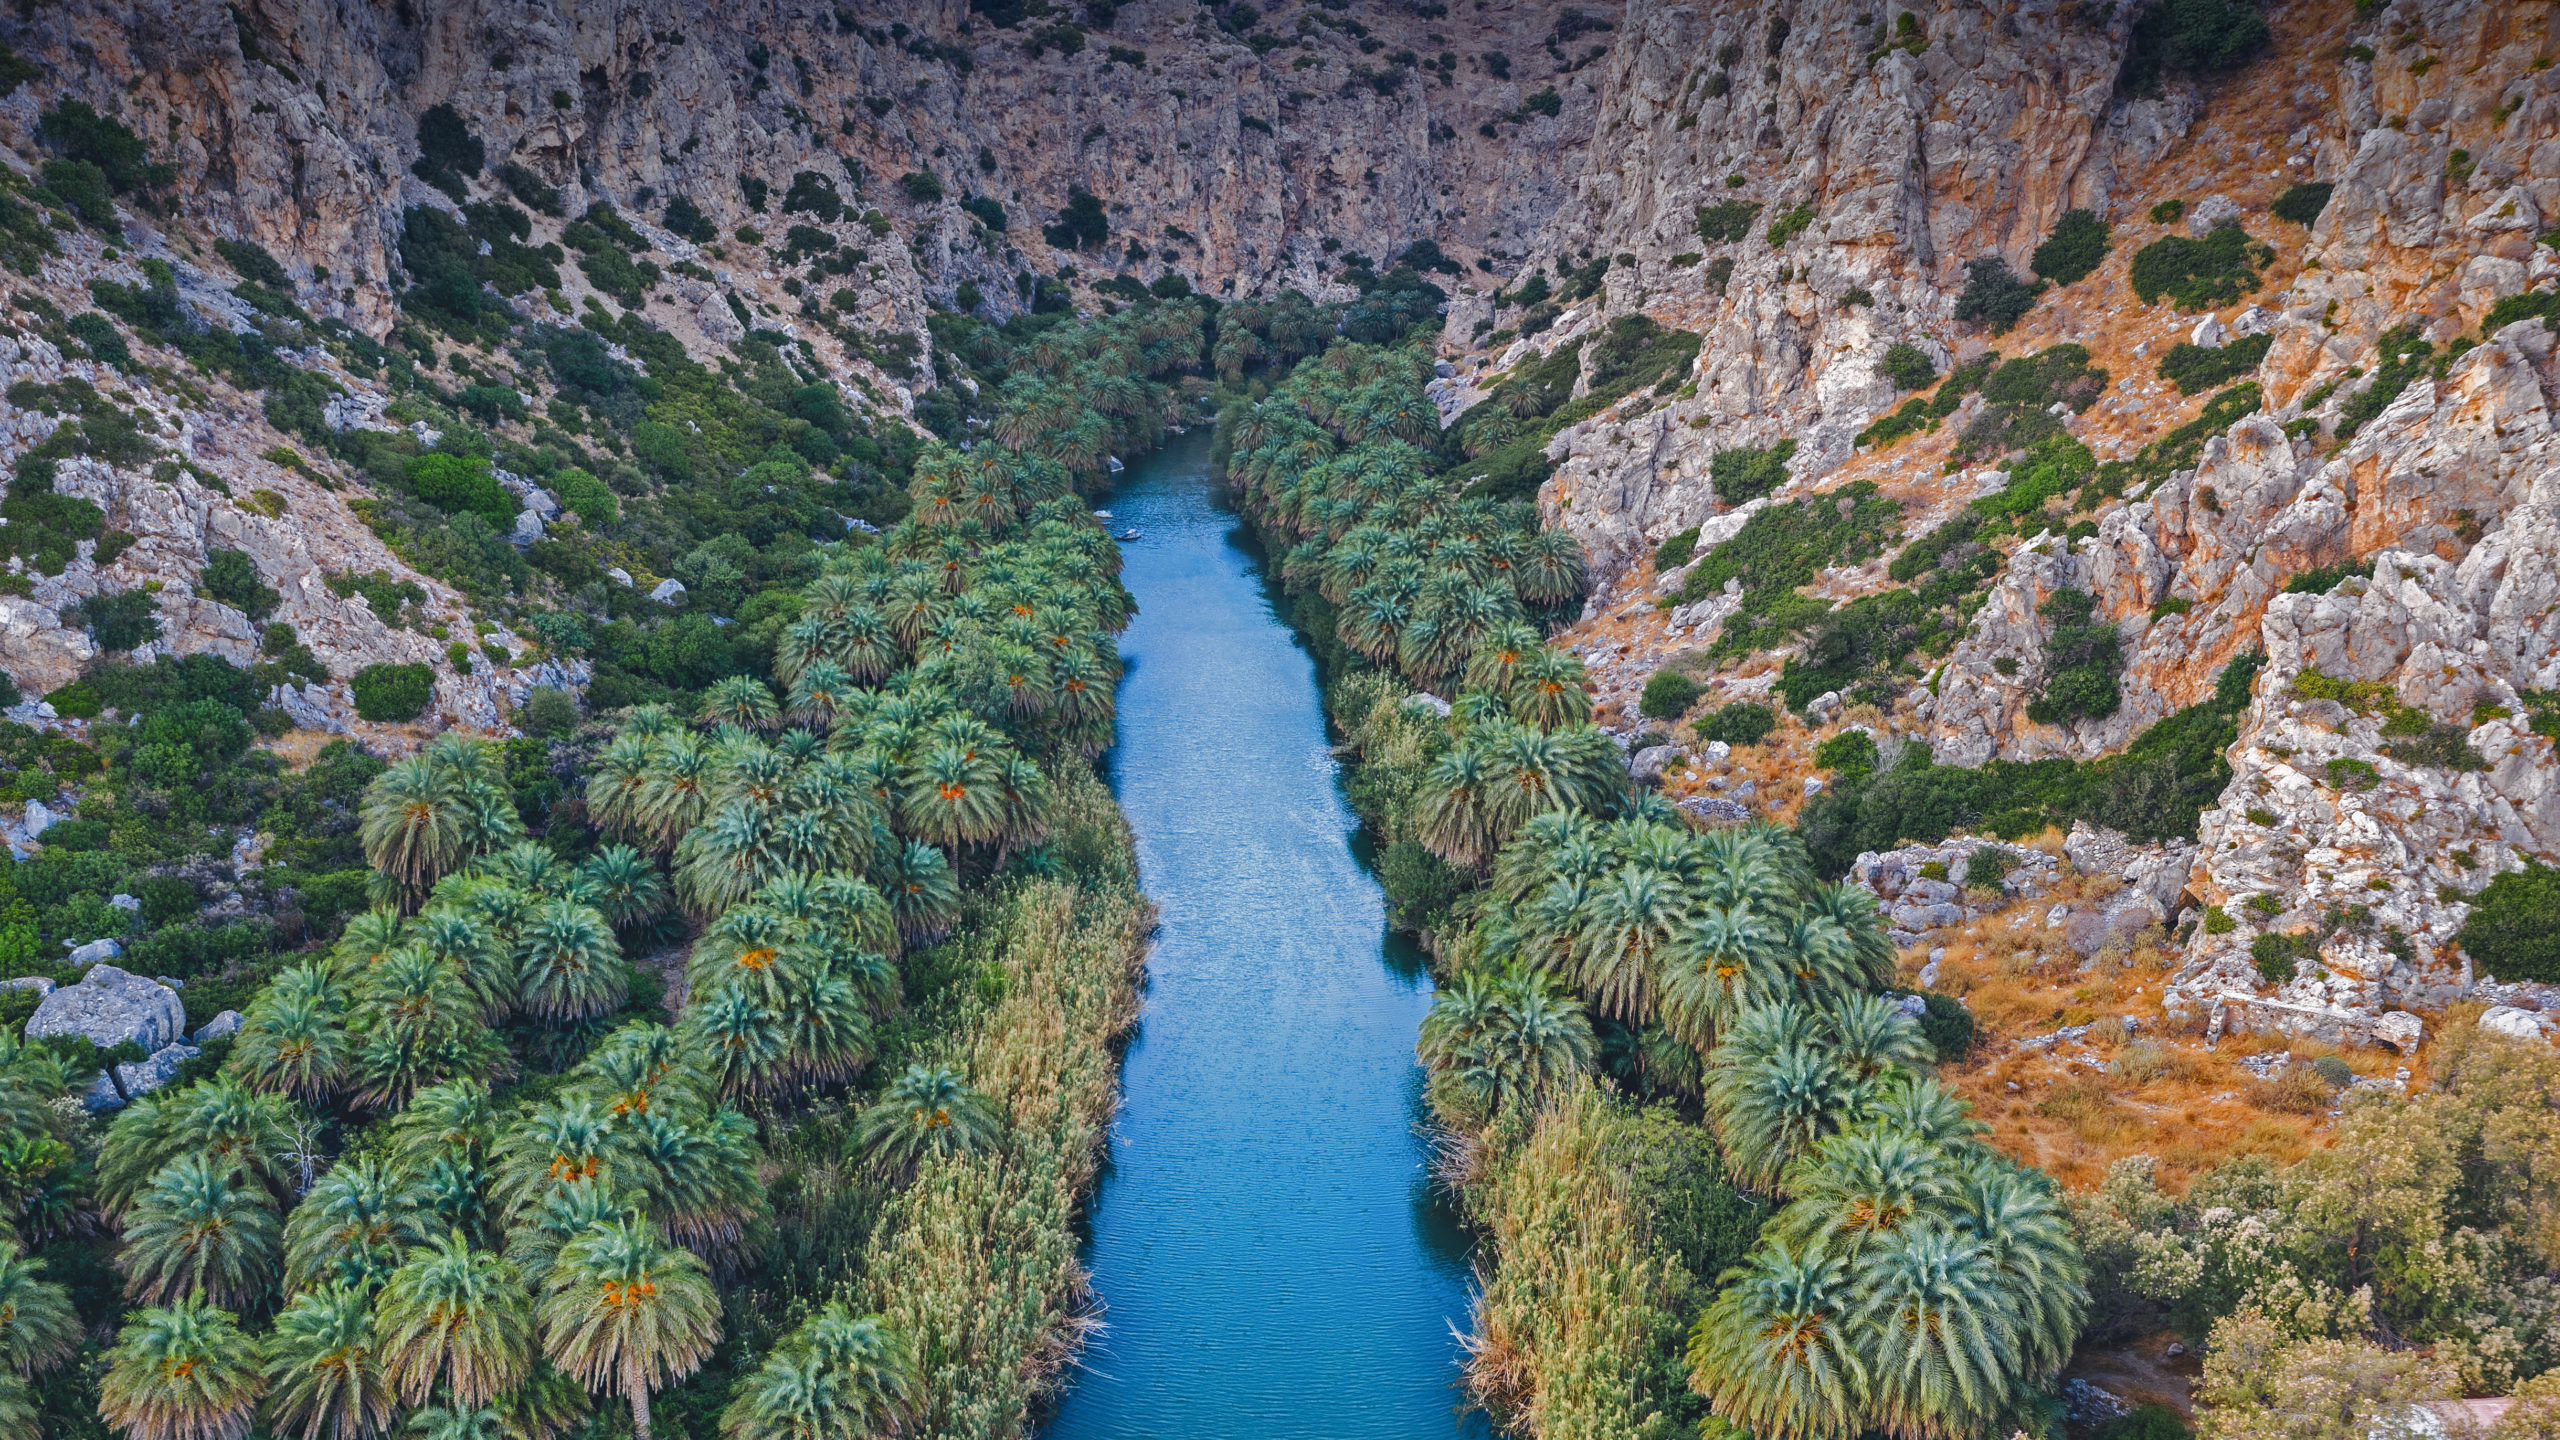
[1042,433,1488,1439]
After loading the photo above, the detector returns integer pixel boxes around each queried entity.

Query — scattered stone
[64,938,122,968]
[1631,745,1680,785]
[649,578,687,605]
[114,1043,199,1100]
[2480,1006,2553,1046]
[2188,192,2243,235]
[26,965,187,1054]
[109,892,141,912]
[606,567,635,588]
[2189,314,2230,350]
[0,977,53,998]
[192,1010,243,1044]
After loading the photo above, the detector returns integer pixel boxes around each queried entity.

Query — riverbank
[1212,347,1753,1438]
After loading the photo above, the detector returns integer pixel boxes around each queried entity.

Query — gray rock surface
[26,965,187,1055]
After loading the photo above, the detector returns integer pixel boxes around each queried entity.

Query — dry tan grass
[1906,891,2372,1192]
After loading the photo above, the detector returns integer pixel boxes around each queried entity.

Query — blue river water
[1042,432,1489,1439]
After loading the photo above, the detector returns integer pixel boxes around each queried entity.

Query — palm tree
[0,1240,76,1375]
[1416,967,1594,1119]
[414,909,516,1024]
[583,734,661,842]
[1657,903,1788,1054]
[0,1373,30,1440]
[1823,994,1933,1080]
[1687,1239,1866,1440]
[720,1305,916,1440]
[1570,865,1687,1024]
[1416,747,1497,871]
[872,840,960,943]
[1774,1128,1950,1256]
[360,758,465,904]
[491,1096,639,1226]
[261,1283,393,1440]
[386,1080,498,1174]
[682,986,789,1100]
[852,1063,1003,1175]
[514,899,628,1024]
[374,1234,534,1409]
[330,913,406,976]
[698,676,780,731]
[227,987,349,1105]
[537,1218,722,1440]
[1864,1072,1988,1154]
[283,1158,426,1294]
[350,949,510,1112]
[1510,648,1593,733]
[118,1155,283,1310]
[1940,1153,2086,1383]
[1850,1220,2020,1440]
[99,1298,268,1440]
[633,732,711,848]
[1705,1018,1863,1193]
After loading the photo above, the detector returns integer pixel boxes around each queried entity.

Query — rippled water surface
[1042,433,1486,1440]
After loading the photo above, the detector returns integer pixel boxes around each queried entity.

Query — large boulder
[26,965,187,1055]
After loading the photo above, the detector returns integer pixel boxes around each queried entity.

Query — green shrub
[200,549,279,621]
[40,158,114,229]
[1953,256,2043,333]
[549,466,618,527]
[959,196,1006,231]
[1673,483,1902,656]
[518,686,580,737]
[350,662,435,722]
[1693,198,1764,245]
[2121,0,2271,93]
[407,452,515,524]
[2282,559,2372,596]
[2271,183,2335,227]
[65,311,131,370]
[214,238,289,288]
[2031,208,2112,286]
[1764,203,1816,246]
[900,169,945,203]
[2025,587,2122,726]
[1640,668,1704,720]
[1709,438,1796,505]
[2157,332,2272,395]
[2204,905,2236,934]
[1916,991,1975,1062]
[2322,757,2380,792]
[661,194,715,242]
[2251,930,2316,983]
[1653,526,1701,571]
[1813,728,1879,782]
[37,102,174,196]
[1693,701,1777,747]
[1379,838,1465,930]
[2128,223,2264,310]
[2334,326,2435,440]
[72,589,160,653]
[2457,861,2560,983]
[1880,343,1938,391]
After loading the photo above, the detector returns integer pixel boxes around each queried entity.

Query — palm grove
[0,302,1204,1440]
[1224,338,2088,1440]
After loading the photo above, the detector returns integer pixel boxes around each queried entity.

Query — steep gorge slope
[1477,0,2560,1073]
[0,0,1613,714]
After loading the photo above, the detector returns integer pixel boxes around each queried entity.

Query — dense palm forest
[0,301,1206,1440]
[1225,341,2087,1440]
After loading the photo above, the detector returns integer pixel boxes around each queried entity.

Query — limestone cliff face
[1509,0,2166,587]
[0,0,1620,719]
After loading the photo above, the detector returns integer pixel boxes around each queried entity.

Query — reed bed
[1465,1085,1693,1440]
[857,770,1151,1439]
